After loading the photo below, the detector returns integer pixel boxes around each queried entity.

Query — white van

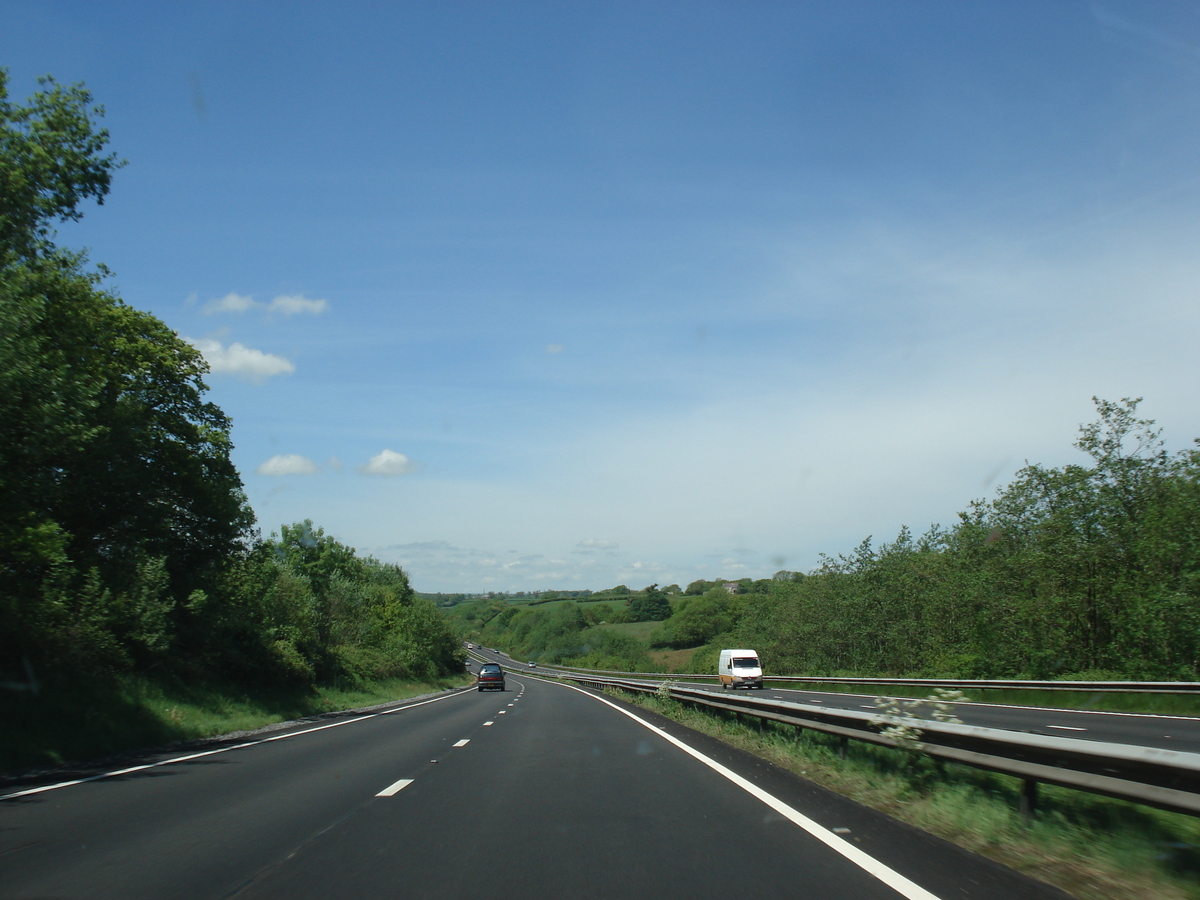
[718,648,763,689]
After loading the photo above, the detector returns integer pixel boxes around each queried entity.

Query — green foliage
[0,69,124,263]
[729,399,1200,680]
[450,598,658,671]
[0,71,252,679]
[649,588,736,648]
[0,72,463,702]
[627,583,672,622]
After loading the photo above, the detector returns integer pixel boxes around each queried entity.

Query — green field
[591,621,660,641]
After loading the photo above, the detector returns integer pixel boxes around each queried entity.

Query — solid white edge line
[0,687,476,801]
[376,778,414,797]
[551,680,943,900]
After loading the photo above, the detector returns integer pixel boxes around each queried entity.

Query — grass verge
[614,688,1200,900]
[1,670,474,775]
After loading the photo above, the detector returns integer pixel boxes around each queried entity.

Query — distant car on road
[527,661,537,668]
[476,663,505,692]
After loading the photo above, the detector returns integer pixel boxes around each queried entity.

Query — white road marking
[553,681,945,900]
[483,721,494,726]
[860,705,877,709]
[498,710,506,715]
[376,778,413,797]
[1046,725,1087,731]
[453,739,470,747]
[0,688,476,801]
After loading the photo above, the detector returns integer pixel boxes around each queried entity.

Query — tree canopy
[0,70,250,610]
[0,70,465,701]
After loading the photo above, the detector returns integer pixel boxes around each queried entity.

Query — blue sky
[4,1,1200,592]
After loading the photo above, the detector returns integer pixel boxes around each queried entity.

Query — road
[474,650,1200,754]
[0,675,1068,899]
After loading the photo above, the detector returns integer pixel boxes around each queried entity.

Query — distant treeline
[448,598,661,671]
[453,399,1200,681]
[733,398,1200,680]
[0,72,462,693]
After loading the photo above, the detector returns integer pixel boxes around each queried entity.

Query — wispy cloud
[203,292,256,314]
[357,449,415,476]
[186,337,295,382]
[200,292,329,316]
[269,294,328,316]
[256,454,320,476]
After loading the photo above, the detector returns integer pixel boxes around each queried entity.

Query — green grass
[613,688,1200,900]
[592,620,661,641]
[1,671,474,774]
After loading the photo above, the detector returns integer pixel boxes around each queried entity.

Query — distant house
[722,582,740,594]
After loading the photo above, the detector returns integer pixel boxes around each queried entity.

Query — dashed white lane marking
[453,739,470,747]
[498,710,507,715]
[507,703,514,707]
[1046,725,1087,731]
[552,681,944,900]
[483,721,495,726]
[860,705,877,709]
[0,689,476,801]
[376,778,414,797]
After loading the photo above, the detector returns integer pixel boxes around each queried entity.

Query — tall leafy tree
[1,70,252,669]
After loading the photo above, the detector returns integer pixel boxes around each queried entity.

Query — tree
[628,584,672,622]
[0,69,123,264]
[0,70,252,671]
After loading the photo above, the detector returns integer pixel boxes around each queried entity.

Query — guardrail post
[1020,778,1038,823]
[838,736,848,759]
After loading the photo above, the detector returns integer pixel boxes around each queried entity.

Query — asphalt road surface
[1,676,1069,900]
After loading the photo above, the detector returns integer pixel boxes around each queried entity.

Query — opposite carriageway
[469,651,1200,819]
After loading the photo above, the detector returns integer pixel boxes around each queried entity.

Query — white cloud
[270,294,328,316]
[198,292,328,317]
[256,454,320,476]
[186,338,295,382]
[203,292,256,314]
[327,456,344,472]
[357,449,415,476]
[546,344,564,354]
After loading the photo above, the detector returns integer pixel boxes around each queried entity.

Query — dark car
[476,663,505,692]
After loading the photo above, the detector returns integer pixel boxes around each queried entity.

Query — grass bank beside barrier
[1,671,474,774]
[614,688,1200,900]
